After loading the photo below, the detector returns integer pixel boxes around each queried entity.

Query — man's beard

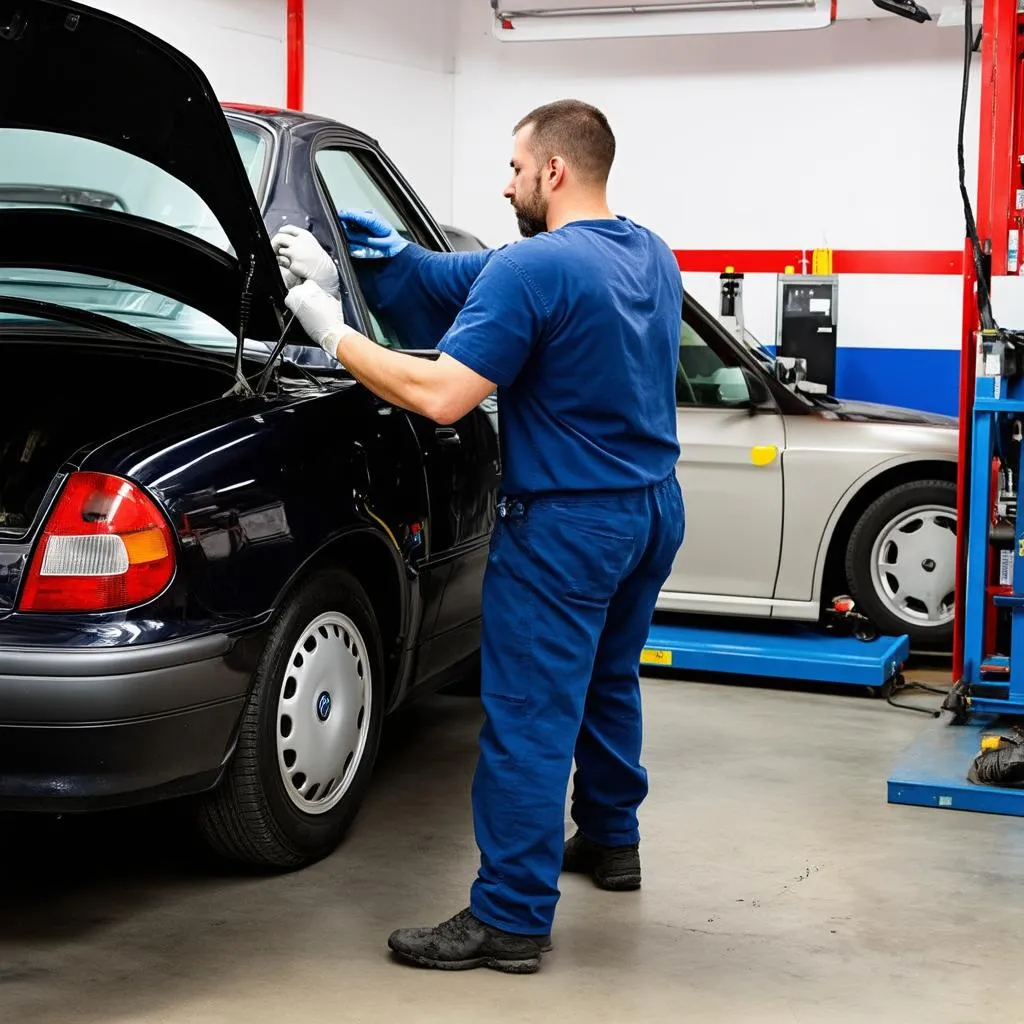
[513,176,547,238]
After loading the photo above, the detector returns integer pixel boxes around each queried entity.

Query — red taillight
[18,472,175,613]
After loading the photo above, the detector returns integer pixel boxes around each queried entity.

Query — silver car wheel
[276,611,372,816]
[869,504,957,628]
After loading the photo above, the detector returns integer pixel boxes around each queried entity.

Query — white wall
[449,4,986,357]
[81,0,287,106]
[304,0,457,220]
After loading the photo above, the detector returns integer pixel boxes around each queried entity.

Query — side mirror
[871,0,932,22]
[775,356,807,386]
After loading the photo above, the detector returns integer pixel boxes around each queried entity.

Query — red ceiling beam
[287,0,304,111]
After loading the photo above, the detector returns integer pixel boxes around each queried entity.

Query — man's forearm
[331,327,440,419]
[356,246,496,351]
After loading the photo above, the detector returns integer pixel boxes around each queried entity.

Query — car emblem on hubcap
[316,691,332,722]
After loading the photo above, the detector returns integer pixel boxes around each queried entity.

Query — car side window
[677,317,751,408]
[315,149,410,239]
[313,147,413,348]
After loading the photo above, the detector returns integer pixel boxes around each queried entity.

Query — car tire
[197,568,384,870]
[844,479,957,648]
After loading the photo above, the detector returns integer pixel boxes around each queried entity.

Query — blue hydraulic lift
[886,0,1024,817]
[642,618,909,692]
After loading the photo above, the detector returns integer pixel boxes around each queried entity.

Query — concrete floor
[1,671,1023,1023]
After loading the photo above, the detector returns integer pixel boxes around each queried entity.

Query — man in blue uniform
[281,99,685,974]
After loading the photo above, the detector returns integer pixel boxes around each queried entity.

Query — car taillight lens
[18,472,175,613]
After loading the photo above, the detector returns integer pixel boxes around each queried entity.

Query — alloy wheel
[869,503,957,630]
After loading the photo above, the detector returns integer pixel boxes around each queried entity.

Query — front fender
[773,423,956,607]
[809,451,957,603]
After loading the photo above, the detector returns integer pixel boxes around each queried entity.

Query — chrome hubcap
[870,504,957,628]
[276,612,371,815]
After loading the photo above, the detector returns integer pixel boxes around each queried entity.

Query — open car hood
[0,0,285,342]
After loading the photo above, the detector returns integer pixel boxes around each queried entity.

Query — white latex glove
[280,265,301,289]
[271,225,341,298]
[284,279,353,361]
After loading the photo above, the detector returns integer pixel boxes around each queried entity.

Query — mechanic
[279,99,686,975]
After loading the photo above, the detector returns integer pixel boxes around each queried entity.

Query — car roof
[220,103,379,147]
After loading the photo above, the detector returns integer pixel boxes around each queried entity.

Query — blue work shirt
[354,246,493,351]
[359,217,683,495]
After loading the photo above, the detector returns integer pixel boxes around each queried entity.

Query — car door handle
[435,427,461,447]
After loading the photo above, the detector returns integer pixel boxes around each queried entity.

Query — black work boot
[562,830,641,891]
[387,907,551,974]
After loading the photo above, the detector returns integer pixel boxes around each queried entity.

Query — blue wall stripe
[835,348,960,417]
[761,345,960,417]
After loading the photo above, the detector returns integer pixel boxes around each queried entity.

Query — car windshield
[728,323,775,366]
[0,119,272,355]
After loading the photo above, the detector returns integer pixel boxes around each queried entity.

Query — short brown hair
[514,99,616,185]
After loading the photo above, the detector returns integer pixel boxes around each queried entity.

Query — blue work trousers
[469,474,685,935]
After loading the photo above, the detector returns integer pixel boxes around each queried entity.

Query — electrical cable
[958,0,997,332]
[361,501,401,552]
[885,675,951,716]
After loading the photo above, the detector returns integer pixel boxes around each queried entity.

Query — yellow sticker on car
[640,648,672,666]
[751,445,778,466]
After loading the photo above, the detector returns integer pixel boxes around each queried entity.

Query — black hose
[959,0,996,331]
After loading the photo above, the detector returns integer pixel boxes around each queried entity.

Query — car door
[309,138,499,666]
[662,303,787,618]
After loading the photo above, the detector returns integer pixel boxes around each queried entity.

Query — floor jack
[886,0,1024,817]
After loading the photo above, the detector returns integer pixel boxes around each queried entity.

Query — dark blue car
[0,0,499,868]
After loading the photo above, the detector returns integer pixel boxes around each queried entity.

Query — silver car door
[661,315,787,618]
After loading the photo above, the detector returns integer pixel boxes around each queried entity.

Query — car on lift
[0,0,498,869]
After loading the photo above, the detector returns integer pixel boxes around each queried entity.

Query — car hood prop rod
[229,256,257,397]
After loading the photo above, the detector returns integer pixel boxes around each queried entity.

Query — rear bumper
[0,633,252,809]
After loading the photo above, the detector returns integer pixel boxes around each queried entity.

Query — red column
[954,238,978,681]
[976,0,1020,279]
[953,0,1024,681]
[287,0,304,111]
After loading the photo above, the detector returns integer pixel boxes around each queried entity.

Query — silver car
[443,226,959,649]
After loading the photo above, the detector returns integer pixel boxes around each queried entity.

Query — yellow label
[812,248,833,275]
[751,445,778,466]
[641,648,672,666]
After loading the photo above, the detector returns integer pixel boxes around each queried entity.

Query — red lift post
[286,0,304,111]
[953,0,1024,682]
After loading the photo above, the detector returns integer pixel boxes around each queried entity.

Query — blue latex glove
[337,208,409,259]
